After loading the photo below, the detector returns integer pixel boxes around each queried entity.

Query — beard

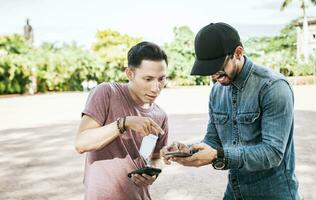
[228,61,238,80]
[215,62,238,86]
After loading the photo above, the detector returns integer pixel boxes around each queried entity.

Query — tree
[92,29,141,82]
[280,0,316,61]
[163,26,210,85]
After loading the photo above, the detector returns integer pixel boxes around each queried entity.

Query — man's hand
[125,116,164,136]
[160,142,190,165]
[172,143,217,167]
[130,174,157,187]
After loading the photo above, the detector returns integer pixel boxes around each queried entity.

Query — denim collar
[232,56,253,91]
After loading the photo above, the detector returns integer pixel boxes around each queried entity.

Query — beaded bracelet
[116,117,126,134]
[123,116,126,131]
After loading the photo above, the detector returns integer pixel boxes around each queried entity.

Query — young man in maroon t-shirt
[75,42,169,200]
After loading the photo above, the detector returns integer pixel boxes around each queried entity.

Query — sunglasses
[212,55,233,79]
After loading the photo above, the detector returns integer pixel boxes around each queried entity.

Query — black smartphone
[127,166,161,178]
[165,151,192,157]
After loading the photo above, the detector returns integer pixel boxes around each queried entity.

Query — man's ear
[234,46,244,60]
[125,67,135,80]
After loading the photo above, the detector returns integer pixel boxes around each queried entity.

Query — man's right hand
[125,116,164,136]
[160,142,190,165]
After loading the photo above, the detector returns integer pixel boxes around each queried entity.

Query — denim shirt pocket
[211,113,229,143]
[211,113,229,124]
[237,112,261,144]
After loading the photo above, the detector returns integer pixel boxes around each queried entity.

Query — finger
[139,127,148,136]
[131,175,142,186]
[132,174,142,186]
[134,174,147,182]
[133,175,146,186]
[166,145,177,152]
[141,174,155,185]
[190,143,207,152]
[148,118,164,134]
[168,142,180,151]
[143,125,150,135]
[150,125,161,135]
[178,144,191,153]
[150,124,161,136]
[145,119,153,134]
[139,120,149,135]
[184,153,199,162]
[172,157,185,163]
[160,150,172,164]
[142,174,156,180]
[163,158,172,165]
[160,148,168,157]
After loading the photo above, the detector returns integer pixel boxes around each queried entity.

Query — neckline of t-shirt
[123,84,154,113]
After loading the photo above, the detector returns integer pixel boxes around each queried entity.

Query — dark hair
[127,41,168,68]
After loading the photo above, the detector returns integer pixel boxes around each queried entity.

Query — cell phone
[127,166,162,178]
[165,151,192,157]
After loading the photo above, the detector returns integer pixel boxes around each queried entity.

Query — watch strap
[216,147,224,159]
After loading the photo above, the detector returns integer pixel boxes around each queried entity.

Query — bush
[163,26,210,86]
[92,29,142,83]
[0,35,104,94]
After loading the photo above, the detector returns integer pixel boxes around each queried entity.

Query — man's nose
[151,81,161,93]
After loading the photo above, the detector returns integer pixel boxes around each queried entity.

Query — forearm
[203,134,222,149]
[224,143,283,171]
[202,123,222,149]
[75,121,120,153]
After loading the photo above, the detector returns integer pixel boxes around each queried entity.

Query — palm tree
[280,0,316,61]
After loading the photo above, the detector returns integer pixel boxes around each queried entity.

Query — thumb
[189,143,207,152]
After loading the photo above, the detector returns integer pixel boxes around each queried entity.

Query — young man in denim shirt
[161,22,299,200]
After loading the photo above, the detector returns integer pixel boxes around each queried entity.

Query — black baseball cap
[191,22,242,76]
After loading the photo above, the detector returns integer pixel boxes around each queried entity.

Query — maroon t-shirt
[82,83,168,200]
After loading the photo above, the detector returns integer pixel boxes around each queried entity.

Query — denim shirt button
[233,99,236,104]
[233,141,237,145]
[233,120,237,125]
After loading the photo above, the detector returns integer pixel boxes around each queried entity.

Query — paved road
[0,85,315,200]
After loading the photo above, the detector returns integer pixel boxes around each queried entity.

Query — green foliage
[0,35,103,94]
[0,34,30,54]
[0,55,32,94]
[0,35,32,94]
[31,43,104,92]
[92,29,142,83]
[163,26,210,86]
[244,18,315,77]
[0,30,143,94]
[1,19,316,94]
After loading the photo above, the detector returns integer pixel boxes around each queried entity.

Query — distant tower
[24,18,34,45]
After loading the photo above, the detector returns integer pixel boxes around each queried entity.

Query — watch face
[214,160,225,170]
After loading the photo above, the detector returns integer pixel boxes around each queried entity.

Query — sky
[0,0,315,48]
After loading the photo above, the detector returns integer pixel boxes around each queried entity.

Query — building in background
[296,16,316,60]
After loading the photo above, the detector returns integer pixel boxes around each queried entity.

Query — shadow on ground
[0,111,315,200]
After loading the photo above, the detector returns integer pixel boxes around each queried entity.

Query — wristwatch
[212,148,226,170]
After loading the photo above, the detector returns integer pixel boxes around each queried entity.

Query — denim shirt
[203,56,299,200]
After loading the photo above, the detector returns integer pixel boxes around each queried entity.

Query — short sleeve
[82,83,111,126]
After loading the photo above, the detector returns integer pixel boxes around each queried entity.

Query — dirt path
[1,85,315,200]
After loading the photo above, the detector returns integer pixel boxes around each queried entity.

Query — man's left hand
[131,174,157,187]
[172,143,217,167]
